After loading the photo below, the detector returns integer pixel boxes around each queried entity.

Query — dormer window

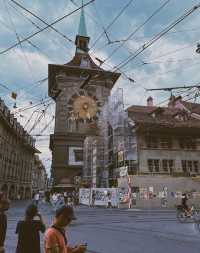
[150,107,164,118]
[174,111,189,121]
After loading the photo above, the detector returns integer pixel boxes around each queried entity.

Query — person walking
[34,192,40,206]
[90,191,96,208]
[44,205,87,253]
[16,204,46,253]
[107,192,112,209]
[0,192,10,253]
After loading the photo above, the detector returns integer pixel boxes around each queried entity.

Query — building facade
[0,98,39,200]
[32,155,48,194]
[117,96,200,207]
[127,95,200,175]
[83,92,200,207]
[49,6,120,190]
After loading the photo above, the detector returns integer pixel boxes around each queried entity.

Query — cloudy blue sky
[1,0,200,173]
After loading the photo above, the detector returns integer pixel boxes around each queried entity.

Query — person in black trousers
[16,204,46,253]
[0,192,10,253]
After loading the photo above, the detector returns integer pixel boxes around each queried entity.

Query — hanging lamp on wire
[196,43,200,54]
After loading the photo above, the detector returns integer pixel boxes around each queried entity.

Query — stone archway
[1,184,8,198]
[25,187,31,200]
[9,185,15,200]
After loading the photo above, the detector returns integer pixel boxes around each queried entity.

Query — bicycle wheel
[177,210,187,223]
[195,220,200,233]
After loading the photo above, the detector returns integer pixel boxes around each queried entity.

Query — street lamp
[196,43,200,54]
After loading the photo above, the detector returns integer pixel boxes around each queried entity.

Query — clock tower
[49,2,120,190]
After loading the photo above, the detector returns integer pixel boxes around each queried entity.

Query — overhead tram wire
[136,41,200,67]
[109,26,200,45]
[7,3,57,60]
[69,0,104,30]
[101,0,171,65]
[23,101,51,129]
[148,84,199,107]
[91,2,144,59]
[89,0,135,52]
[146,83,200,92]
[3,0,36,82]
[7,0,135,86]
[113,3,200,72]
[1,2,51,103]
[28,105,49,133]
[133,59,200,86]
[89,4,200,87]
[92,2,113,44]
[0,0,95,55]
[9,0,74,45]
[14,98,52,115]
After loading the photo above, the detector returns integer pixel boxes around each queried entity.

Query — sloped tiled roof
[65,53,102,70]
[127,104,200,129]
[181,101,200,114]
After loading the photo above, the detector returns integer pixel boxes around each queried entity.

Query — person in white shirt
[34,192,40,206]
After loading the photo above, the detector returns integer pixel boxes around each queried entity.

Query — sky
[1,0,200,174]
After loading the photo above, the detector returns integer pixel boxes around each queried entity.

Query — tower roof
[78,0,88,37]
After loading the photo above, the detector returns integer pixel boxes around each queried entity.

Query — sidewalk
[126,208,176,212]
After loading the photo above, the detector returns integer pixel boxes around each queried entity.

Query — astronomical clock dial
[67,89,100,122]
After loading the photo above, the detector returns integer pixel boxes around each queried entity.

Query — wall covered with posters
[118,175,200,208]
[79,188,119,207]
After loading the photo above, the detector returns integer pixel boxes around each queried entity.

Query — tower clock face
[67,89,101,121]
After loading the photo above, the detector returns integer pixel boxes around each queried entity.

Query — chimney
[147,96,153,106]
[168,95,182,108]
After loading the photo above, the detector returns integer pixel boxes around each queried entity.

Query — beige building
[32,155,48,194]
[117,96,200,208]
[0,98,39,199]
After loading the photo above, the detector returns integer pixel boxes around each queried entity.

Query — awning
[192,176,200,181]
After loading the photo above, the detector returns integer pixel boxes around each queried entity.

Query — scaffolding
[83,88,137,187]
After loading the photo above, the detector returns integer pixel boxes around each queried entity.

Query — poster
[79,188,119,207]
[79,188,91,205]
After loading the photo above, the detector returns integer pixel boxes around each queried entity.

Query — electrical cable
[38,116,55,135]
[3,0,36,83]
[7,3,56,60]
[28,103,51,133]
[135,60,200,86]
[0,0,95,55]
[113,3,200,72]
[90,0,135,52]
[9,0,74,45]
[14,98,52,115]
[102,0,171,65]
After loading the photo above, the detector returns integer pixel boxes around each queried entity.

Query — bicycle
[176,205,199,223]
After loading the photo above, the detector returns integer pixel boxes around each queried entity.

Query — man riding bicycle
[181,193,191,216]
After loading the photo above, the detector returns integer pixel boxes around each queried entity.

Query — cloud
[1,0,200,175]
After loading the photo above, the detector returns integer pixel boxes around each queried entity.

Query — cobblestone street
[4,201,200,253]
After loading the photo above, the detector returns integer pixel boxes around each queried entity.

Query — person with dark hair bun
[16,204,46,253]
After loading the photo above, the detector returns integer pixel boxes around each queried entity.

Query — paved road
[4,201,200,253]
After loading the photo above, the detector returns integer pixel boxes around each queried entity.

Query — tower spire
[75,0,90,53]
[78,0,88,37]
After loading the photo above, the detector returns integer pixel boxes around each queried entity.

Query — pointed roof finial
[78,0,88,37]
